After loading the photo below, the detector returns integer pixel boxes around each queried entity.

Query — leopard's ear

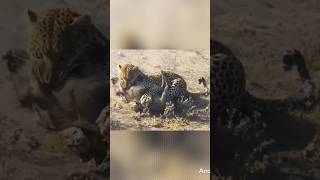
[27,9,38,23]
[117,64,122,72]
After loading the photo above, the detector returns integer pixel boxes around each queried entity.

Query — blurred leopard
[27,8,107,92]
[211,40,315,118]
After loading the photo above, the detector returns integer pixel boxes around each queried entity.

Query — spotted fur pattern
[118,64,187,102]
[27,8,81,86]
[27,8,103,91]
[211,40,312,118]
[211,53,246,116]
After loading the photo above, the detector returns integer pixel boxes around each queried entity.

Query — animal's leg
[198,77,210,96]
[282,49,316,109]
[140,93,153,113]
[128,101,142,112]
[169,78,187,100]
[32,104,56,130]
[282,49,311,80]
[159,73,170,104]
[59,127,91,157]
[95,106,109,140]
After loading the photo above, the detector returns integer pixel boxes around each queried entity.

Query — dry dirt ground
[0,0,108,179]
[110,49,210,131]
[213,0,320,179]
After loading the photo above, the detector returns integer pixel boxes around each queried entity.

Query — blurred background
[111,0,210,49]
[111,131,210,180]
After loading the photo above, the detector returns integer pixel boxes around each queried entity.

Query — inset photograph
[110,50,210,131]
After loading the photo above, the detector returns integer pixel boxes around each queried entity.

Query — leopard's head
[27,8,93,87]
[117,64,143,92]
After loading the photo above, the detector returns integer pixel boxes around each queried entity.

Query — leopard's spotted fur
[27,8,107,91]
[118,64,187,101]
[211,40,314,118]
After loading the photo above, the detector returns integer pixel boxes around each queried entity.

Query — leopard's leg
[159,75,170,103]
[168,78,187,100]
[140,93,153,113]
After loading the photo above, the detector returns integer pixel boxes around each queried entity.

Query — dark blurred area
[212,0,320,179]
[0,0,109,179]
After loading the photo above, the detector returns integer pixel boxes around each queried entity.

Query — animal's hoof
[282,49,297,71]
[32,104,56,130]
[60,127,91,155]
[129,102,141,112]
[282,49,304,70]
[140,95,152,107]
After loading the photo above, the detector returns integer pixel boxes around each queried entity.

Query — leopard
[211,39,315,119]
[212,40,320,178]
[117,63,189,108]
[27,8,107,92]
[116,63,211,115]
[22,8,109,132]
[117,70,172,114]
[1,8,110,179]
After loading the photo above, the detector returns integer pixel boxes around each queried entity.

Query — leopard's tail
[198,77,210,96]
[243,89,313,114]
[178,77,209,100]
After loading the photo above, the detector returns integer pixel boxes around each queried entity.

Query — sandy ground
[0,0,108,179]
[213,0,320,178]
[110,49,210,131]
